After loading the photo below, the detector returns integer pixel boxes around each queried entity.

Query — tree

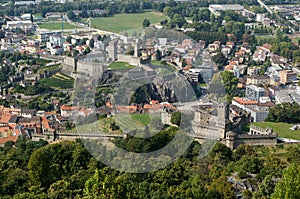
[84,169,115,198]
[212,53,227,70]
[207,177,235,199]
[142,19,151,28]
[0,30,5,39]
[171,111,181,126]
[84,47,91,55]
[219,71,238,102]
[67,11,76,20]
[266,103,300,123]
[66,51,72,57]
[155,49,162,61]
[243,189,253,199]
[89,38,95,48]
[172,14,187,28]
[72,49,78,56]
[208,142,233,166]
[271,164,300,199]
[66,36,72,43]
[30,14,34,23]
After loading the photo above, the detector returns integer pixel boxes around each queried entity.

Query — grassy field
[151,60,176,75]
[34,58,52,64]
[252,122,300,140]
[108,61,137,70]
[115,114,151,129]
[37,64,61,74]
[42,72,74,89]
[38,22,79,30]
[81,12,168,33]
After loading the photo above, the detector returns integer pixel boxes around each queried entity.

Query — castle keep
[189,102,277,149]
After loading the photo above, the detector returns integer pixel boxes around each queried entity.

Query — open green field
[42,72,74,89]
[37,64,61,74]
[38,22,79,30]
[114,113,162,133]
[253,122,300,140]
[81,12,168,33]
[151,60,176,75]
[108,61,137,70]
[34,58,52,64]
[115,114,151,129]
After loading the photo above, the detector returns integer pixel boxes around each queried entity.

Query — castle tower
[217,102,229,138]
[108,40,117,61]
[134,39,139,57]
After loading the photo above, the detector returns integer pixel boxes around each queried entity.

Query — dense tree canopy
[266,103,300,123]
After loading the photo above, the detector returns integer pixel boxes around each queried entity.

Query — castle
[165,101,278,149]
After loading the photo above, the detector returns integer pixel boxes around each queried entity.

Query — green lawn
[81,12,168,33]
[41,72,74,89]
[115,114,150,129]
[252,122,300,140]
[108,61,136,70]
[38,22,79,30]
[151,60,175,75]
[131,114,151,126]
[37,64,61,74]
[34,58,52,64]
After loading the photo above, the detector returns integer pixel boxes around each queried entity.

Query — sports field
[81,12,168,33]
[38,22,79,30]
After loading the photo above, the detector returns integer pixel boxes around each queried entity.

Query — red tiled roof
[60,105,81,111]
[41,116,50,129]
[262,43,272,50]
[233,97,258,105]
[0,114,12,123]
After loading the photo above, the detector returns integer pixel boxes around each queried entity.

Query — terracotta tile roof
[262,43,272,51]
[116,106,137,113]
[0,126,11,133]
[106,101,113,108]
[225,65,234,70]
[233,97,258,105]
[60,105,81,111]
[41,116,51,129]
[0,127,21,145]
[0,114,12,123]
[45,112,56,115]
[0,135,18,145]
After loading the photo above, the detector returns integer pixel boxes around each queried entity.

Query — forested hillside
[1,130,300,198]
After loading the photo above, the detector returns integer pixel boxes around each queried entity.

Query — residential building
[279,70,297,84]
[246,75,270,85]
[245,85,265,101]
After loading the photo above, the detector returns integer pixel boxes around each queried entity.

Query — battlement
[235,133,277,139]
[249,125,275,135]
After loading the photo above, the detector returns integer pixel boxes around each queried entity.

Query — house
[247,66,261,76]
[253,47,268,62]
[221,46,231,57]
[246,75,270,85]
[25,45,40,54]
[21,109,36,118]
[270,54,288,67]
[279,70,297,84]
[0,125,28,146]
[245,85,266,101]
[60,105,81,117]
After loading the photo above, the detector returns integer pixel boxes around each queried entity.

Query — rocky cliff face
[131,73,199,104]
